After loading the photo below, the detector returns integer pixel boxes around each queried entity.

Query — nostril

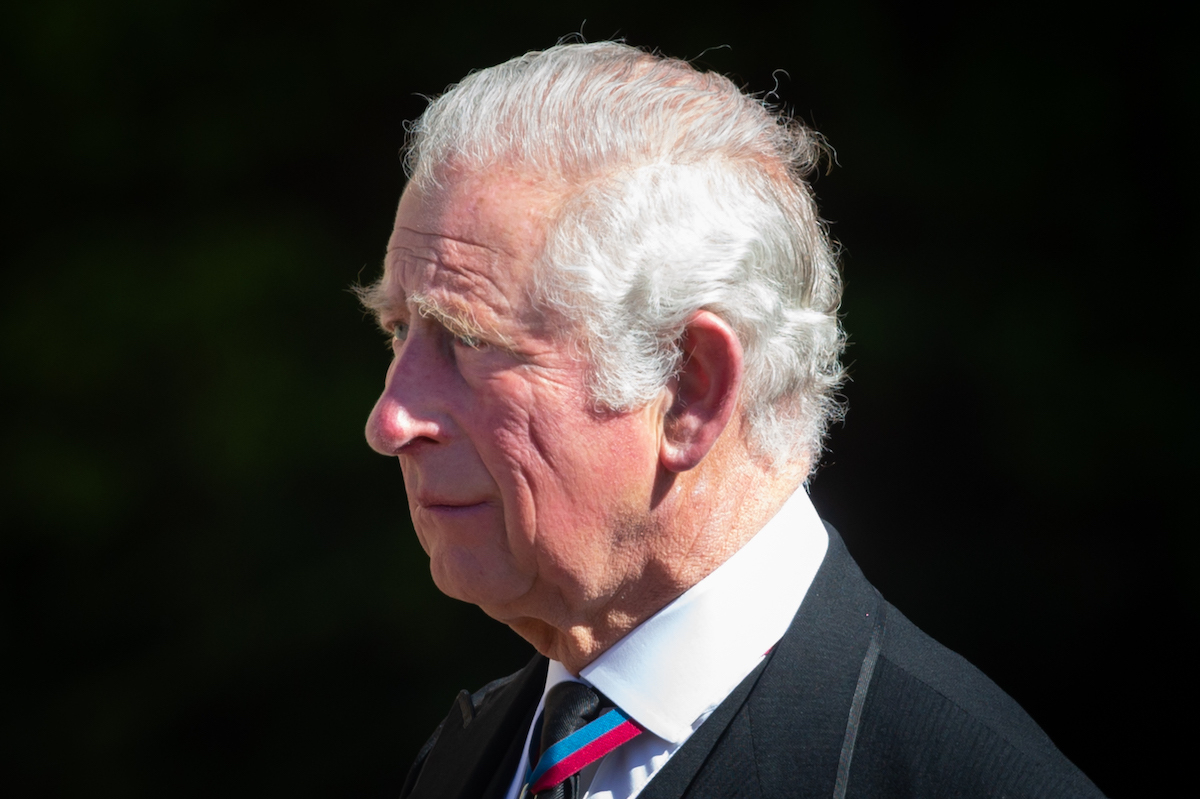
[395,435,440,455]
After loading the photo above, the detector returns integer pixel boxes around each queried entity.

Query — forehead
[382,172,558,322]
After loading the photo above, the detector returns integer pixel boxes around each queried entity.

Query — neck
[510,444,807,675]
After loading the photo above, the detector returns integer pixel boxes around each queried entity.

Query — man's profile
[357,41,1103,799]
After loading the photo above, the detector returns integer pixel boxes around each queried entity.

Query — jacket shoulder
[706,524,1106,799]
[399,674,517,798]
[848,603,1106,798]
[400,655,547,799]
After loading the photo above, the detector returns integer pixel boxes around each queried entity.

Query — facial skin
[365,171,675,664]
[365,169,798,672]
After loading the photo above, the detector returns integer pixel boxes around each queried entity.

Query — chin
[429,553,530,610]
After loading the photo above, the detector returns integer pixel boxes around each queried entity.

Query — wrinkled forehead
[381,169,561,325]
[396,167,553,244]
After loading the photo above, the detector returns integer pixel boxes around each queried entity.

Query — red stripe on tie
[529,719,642,793]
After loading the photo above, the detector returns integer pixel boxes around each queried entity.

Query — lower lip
[423,503,489,516]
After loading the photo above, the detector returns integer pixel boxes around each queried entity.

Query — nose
[365,343,445,456]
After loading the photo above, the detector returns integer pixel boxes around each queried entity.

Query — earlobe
[660,311,744,473]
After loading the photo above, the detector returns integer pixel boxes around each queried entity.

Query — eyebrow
[353,277,397,330]
[409,292,501,345]
[353,278,384,317]
[368,282,517,351]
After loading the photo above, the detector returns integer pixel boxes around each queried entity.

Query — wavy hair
[402,42,845,467]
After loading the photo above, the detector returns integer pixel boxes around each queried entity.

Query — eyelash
[454,333,481,349]
[390,321,481,350]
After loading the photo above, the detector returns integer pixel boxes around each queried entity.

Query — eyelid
[385,316,479,349]
[378,309,408,331]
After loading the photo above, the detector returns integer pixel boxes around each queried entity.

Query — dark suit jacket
[401,525,1105,798]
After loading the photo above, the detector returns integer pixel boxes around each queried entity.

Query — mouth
[418,498,491,514]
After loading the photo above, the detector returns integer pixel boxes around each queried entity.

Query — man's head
[396,42,845,466]
[359,42,845,669]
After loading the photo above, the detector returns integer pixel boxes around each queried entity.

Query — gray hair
[402,42,845,468]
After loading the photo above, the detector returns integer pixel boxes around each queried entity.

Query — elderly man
[360,42,1102,799]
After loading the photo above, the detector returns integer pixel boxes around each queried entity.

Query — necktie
[524,681,643,799]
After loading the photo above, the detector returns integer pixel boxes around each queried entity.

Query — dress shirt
[503,486,829,799]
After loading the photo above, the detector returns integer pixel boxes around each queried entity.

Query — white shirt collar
[568,486,829,743]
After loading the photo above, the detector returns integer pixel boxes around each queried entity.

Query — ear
[660,311,744,473]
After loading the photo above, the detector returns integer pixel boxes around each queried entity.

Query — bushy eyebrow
[352,278,515,350]
[351,276,393,331]
[409,292,498,344]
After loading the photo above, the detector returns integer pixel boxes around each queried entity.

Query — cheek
[467,367,657,540]
[470,383,583,536]
[485,415,551,535]
[523,415,654,527]
[474,372,562,477]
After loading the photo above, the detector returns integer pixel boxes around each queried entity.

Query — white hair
[402,41,845,467]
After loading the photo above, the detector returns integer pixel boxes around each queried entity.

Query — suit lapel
[635,654,773,799]
[741,523,880,796]
[407,654,548,799]
[639,524,881,798]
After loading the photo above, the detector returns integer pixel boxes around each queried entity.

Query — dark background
[2,1,1194,796]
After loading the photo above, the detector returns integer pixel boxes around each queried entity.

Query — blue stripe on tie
[528,707,629,785]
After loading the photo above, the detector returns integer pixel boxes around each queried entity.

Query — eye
[453,333,481,349]
[391,322,409,342]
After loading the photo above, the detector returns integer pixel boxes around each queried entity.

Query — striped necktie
[523,681,643,799]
